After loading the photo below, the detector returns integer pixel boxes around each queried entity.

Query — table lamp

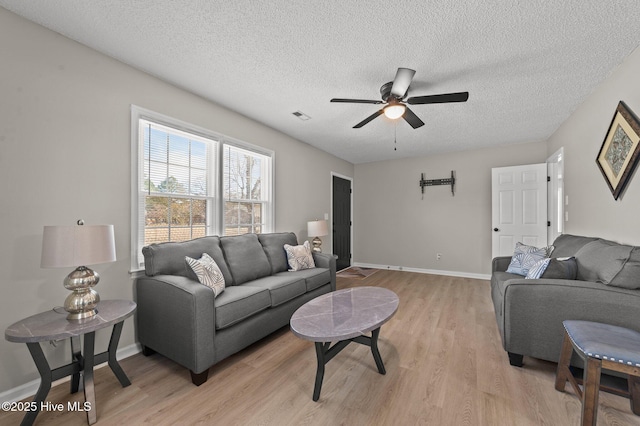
[41,220,116,321]
[307,220,328,253]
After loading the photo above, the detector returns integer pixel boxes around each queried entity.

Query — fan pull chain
[394,122,397,151]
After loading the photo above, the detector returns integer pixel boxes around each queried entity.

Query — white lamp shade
[41,224,116,268]
[307,220,328,237]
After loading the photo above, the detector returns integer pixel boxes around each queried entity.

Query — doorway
[491,164,548,258]
[547,148,565,244]
[332,174,352,271]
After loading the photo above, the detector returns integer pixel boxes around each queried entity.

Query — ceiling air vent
[292,111,311,121]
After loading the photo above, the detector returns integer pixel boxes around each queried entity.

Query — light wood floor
[3,270,639,425]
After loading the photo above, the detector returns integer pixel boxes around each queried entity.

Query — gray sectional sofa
[136,232,336,385]
[491,234,640,368]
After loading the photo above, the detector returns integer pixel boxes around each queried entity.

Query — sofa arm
[492,256,512,273]
[136,275,216,374]
[501,278,640,364]
[313,252,337,291]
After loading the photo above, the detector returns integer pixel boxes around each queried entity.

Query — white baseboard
[352,262,491,281]
[0,342,142,403]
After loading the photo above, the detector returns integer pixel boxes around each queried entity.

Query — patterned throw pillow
[284,241,316,271]
[185,253,226,297]
[506,242,554,276]
[525,258,551,279]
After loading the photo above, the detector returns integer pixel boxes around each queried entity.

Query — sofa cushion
[284,241,316,271]
[609,247,640,289]
[243,275,306,307]
[220,233,272,285]
[214,285,271,330]
[275,268,330,292]
[575,239,632,284]
[506,242,552,276]
[258,232,298,274]
[551,234,599,258]
[142,236,232,284]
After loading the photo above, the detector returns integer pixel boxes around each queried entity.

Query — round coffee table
[290,286,399,401]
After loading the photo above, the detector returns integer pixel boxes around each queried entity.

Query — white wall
[353,142,548,276]
[546,45,640,245]
[0,8,353,394]
[353,42,640,277]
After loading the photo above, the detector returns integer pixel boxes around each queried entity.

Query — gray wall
[547,45,640,245]
[353,142,548,275]
[0,9,353,394]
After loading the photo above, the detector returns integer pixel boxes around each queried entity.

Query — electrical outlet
[437,253,442,261]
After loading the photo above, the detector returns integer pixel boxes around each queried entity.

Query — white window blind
[141,119,216,246]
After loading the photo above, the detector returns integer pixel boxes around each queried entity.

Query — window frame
[223,144,273,236]
[130,105,274,272]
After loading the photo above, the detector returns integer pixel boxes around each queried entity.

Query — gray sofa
[136,232,336,385]
[491,234,640,368]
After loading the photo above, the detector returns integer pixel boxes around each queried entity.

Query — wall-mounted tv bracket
[419,170,456,199]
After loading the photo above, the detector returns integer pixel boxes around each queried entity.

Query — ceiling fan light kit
[383,103,406,119]
[331,67,469,130]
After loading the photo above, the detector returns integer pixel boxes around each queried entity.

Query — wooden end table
[290,286,398,401]
[4,299,136,426]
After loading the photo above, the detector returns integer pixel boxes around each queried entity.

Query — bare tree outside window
[224,146,267,235]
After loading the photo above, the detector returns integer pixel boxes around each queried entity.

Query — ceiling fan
[330,68,469,129]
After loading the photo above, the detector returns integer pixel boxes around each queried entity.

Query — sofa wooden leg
[508,352,523,367]
[141,346,156,356]
[190,369,209,386]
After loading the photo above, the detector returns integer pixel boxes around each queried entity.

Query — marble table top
[290,287,399,342]
[5,300,136,343]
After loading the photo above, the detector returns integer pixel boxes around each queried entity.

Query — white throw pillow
[506,242,554,276]
[284,241,316,271]
[185,253,226,297]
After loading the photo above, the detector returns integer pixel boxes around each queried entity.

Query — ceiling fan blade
[390,68,416,98]
[407,91,469,105]
[353,109,384,128]
[403,107,425,129]
[331,98,384,104]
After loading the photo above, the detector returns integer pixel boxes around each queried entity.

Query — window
[223,145,271,235]
[131,106,273,270]
[141,120,215,245]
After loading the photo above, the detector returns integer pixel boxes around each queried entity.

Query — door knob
[493,228,499,232]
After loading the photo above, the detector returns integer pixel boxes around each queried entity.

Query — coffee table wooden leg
[370,327,386,375]
[313,342,328,401]
[83,332,97,425]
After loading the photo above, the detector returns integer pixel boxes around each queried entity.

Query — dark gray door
[332,176,351,271]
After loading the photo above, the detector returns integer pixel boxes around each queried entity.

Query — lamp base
[63,266,100,321]
[311,236,323,253]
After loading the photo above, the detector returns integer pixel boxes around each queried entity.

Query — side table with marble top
[4,299,136,426]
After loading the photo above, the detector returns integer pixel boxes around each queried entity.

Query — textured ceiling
[2,1,640,164]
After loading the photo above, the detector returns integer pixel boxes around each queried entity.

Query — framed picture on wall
[596,101,640,200]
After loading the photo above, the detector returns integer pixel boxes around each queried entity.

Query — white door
[492,164,548,258]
